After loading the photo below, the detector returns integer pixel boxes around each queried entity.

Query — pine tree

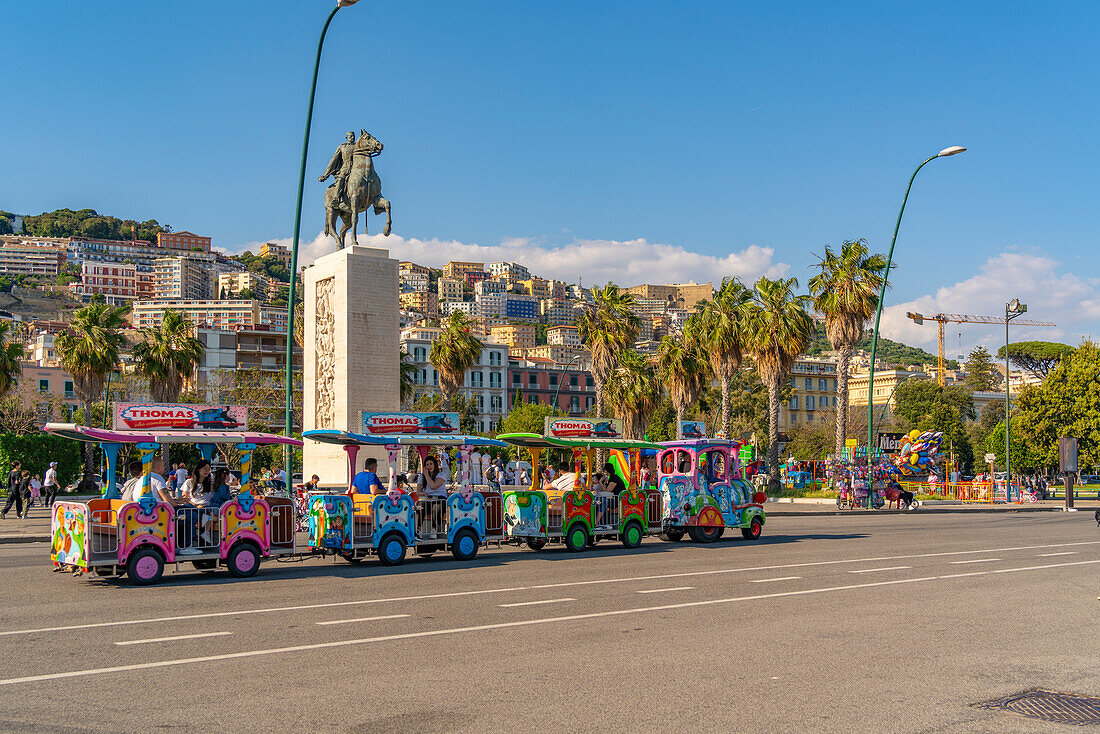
[964,346,997,392]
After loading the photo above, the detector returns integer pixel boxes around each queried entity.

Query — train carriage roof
[497,433,662,450]
[303,429,507,448]
[44,423,303,446]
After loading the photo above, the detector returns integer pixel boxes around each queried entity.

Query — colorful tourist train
[45,418,766,585]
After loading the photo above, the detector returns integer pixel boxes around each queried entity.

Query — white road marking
[1039,552,1076,557]
[114,632,231,647]
[3,540,1097,637]
[749,577,801,583]
[2,559,1095,687]
[498,598,575,608]
[949,558,1001,565]
[636,587,693,594]
[849,566,910,574]
[315,614,409,626]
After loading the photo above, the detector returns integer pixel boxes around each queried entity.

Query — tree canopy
[20,208,170,242]
[996,341,1075,380]
[230,250,291,283]
[963,346,997,392]
[1006,341,1100,471]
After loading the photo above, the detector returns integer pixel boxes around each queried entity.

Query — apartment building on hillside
[153,257,212,300]
[0,236,67,276]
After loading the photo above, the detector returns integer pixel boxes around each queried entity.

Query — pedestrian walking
[28,474,42,510]
[17,471,31,518]
[1,461,23,520]
[43,461,59,507]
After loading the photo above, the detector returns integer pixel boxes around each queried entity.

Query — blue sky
[3,1,1098,352]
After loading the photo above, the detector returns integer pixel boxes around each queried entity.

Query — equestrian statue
[318,130,392,247]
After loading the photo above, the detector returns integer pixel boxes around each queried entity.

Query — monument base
[302,245,399,485]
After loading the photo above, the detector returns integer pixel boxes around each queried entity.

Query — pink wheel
[126,547,164,585]
[227,543,259,578]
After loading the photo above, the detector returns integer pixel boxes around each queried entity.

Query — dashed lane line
[1,559,1095,687]
[2,540,1097,637]
[115,632,232,647]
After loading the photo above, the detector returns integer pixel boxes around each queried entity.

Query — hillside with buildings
[0,221,1038,447]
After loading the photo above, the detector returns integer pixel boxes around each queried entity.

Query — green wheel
[620,521,643,549]
[564,523,588,553]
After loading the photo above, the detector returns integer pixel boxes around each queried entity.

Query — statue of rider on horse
[318,130,392,247]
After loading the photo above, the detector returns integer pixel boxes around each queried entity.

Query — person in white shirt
[43,462,60,507]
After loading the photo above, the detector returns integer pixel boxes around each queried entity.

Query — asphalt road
[1,512,1098,733]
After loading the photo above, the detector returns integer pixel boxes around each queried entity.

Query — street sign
[1058,437,1078,473]
[878,432,905,453]
[984,453,996,463]
[845,438,857,448]
[114,403,247,431]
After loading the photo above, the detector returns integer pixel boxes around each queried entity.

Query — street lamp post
[866,147,966,467]
[1004,298,1026,502]
[284,0,361,479]
[551,354,586,413]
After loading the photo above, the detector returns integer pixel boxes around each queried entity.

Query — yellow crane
[906,311,1057,386]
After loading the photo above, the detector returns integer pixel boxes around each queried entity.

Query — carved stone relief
[314,277,336,429]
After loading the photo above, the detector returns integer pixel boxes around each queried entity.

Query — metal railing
[267,497,295,548]
[89,507,119,556]
[646,489,663,530]
[899,480,1018,503]
[351,495,374,542]
[481,490,504,538]
[547,500,563,532]
[175,506,221,552]
[416,497,448,539]
[593,492,620,531]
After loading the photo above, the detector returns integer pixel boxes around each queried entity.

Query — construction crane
[906,311,1057,386]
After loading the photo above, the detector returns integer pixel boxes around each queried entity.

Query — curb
[766,506,1089,517]
[0,536,49,544]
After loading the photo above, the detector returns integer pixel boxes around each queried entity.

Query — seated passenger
[119,460,144,502]
[202,468,235,509]
[418,456,447,534]
[352,457,386,496]
[544,462,576,492]
[129,455,177,506]
[180,460,214,506]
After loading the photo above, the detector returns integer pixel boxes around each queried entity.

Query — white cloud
[880,251,1100,356]
[227,232,789,287]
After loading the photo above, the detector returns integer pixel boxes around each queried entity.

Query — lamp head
[1007,298,1023,313]
[337,0,361,6]
[937,146,966,157]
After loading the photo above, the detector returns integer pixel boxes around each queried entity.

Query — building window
[64,380,75,398]
[528,374,537,388]
[549,374,558,387]
[471,371,483,388]
[570,374,578,387]
[585,375,594,388]
[807,395,815,410]
[805,377,812,391]
[570,396,579,412]
[791,377,797,389]
[586,396,594,409]
[528,394,538,404]
[38,379,49,393]
[789,395,798,410]
[511,373,521,386]
[490,351,501,366]
[490,372,500,388]
[819,378,828,392]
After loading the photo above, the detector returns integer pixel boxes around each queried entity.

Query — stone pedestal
[303,245,399,485]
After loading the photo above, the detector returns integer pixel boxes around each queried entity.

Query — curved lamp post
[550,353,586,413]
[284,0,361,477]
[865,147,965,465]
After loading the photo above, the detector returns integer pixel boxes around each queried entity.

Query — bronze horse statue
[321,130,392,246]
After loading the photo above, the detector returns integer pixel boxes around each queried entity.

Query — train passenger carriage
[44,423,301,585]
[302,430,508,565]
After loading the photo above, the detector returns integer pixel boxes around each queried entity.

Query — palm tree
[131,309,206,402]
[576,284,641,422]
[605,349,661,440]
[808,239,887,457]
[429,312,483,410]
[0,322,24,399]
[744,277,815,491]
[55,303,127,473]
[657,315,710,439]
[399,349,418,408]
[699,277,751,439]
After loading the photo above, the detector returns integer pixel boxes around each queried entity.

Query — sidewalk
[763,498,1100,516]
[3,499,1098,544]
